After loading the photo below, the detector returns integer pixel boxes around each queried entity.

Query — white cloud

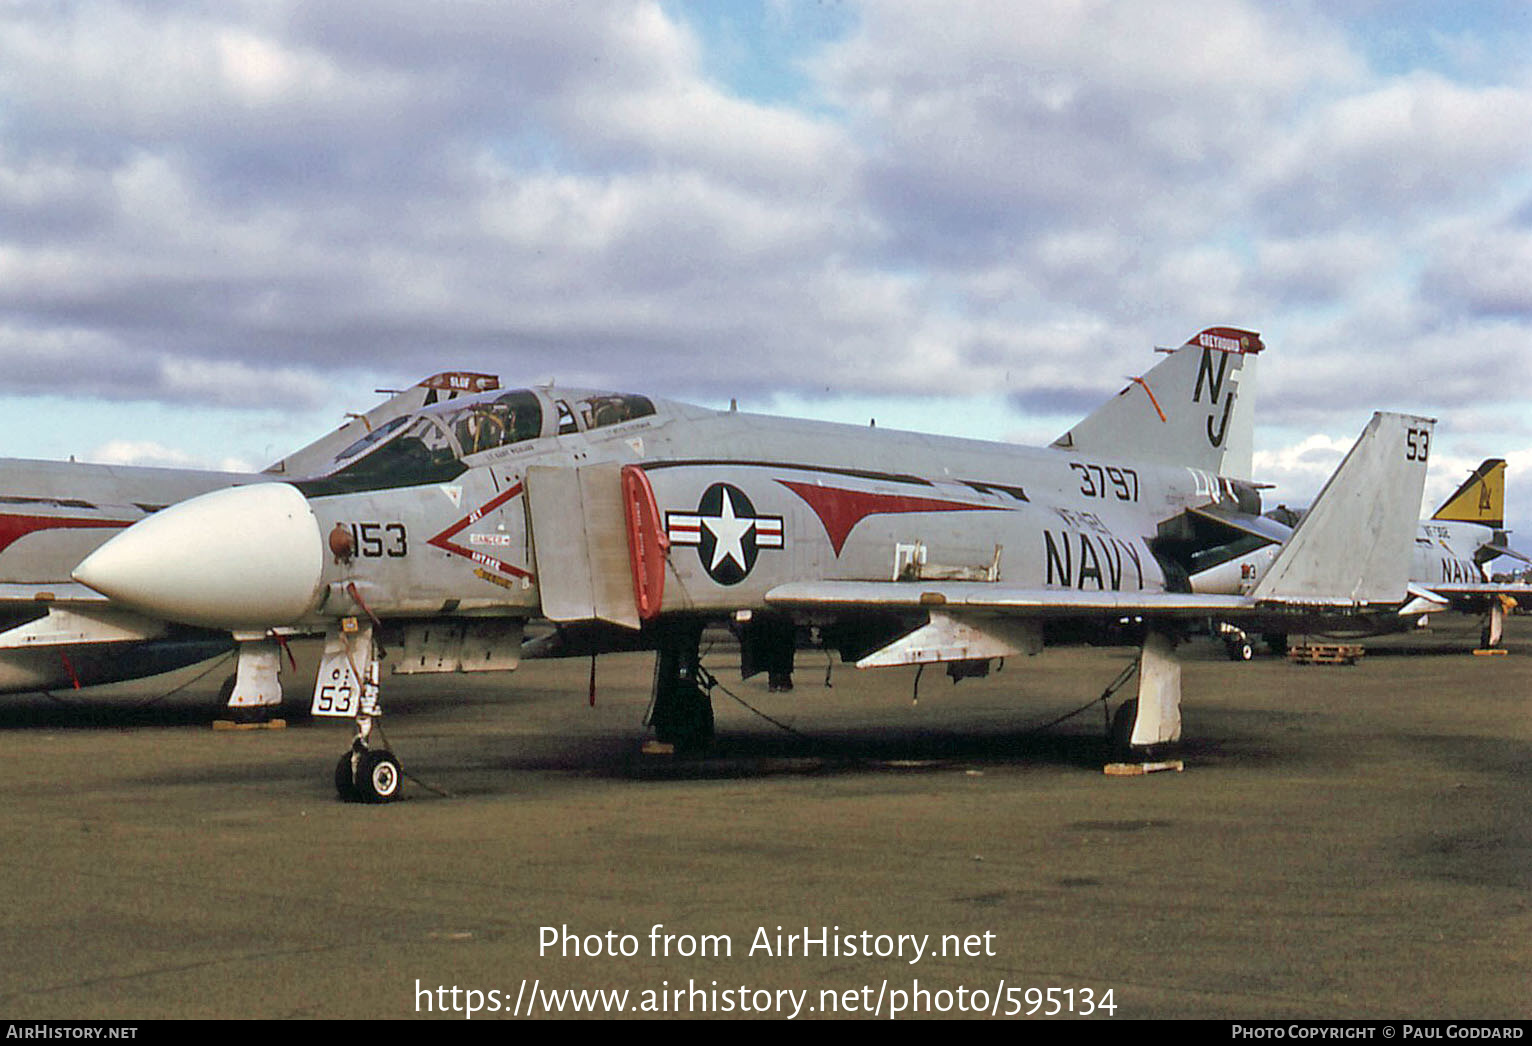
[1255,74,1532,232]
[1422,221,1532,317]
[0,0,1525,537]
[87,439,255,473]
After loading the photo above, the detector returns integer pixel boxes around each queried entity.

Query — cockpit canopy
[301,387,657,495]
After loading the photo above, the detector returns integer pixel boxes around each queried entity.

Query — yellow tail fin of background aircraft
[1430,458,1505,528]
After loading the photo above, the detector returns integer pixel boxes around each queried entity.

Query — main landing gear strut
[1108,626,1184,760]
[645,621,715,751]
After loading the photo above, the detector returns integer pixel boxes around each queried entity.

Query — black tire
[1227,640,1253,661]
[1109,698,1139,755]
[654,692,715,751]
[355,749,403,803]
[216,674,236,713]
[335,752,361,802]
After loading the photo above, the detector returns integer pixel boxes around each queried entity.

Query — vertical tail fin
[1252,413,1435,606]
[1431,458,1505,528]
[1050,327,1263,479]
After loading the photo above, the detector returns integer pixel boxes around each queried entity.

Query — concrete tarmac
[0,618,1527,1020]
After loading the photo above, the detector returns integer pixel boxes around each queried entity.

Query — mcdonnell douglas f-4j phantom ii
[4,329,1433,801]
[1411,459,1532,646]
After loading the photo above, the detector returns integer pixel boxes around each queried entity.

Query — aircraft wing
[768,580,1253,616]
[1416,582,1532,598]
[0,461,260,692]
[0,582,111,605]
[766,580,1406,669]
[1404,577,1530,650]
[768,582,1263,668]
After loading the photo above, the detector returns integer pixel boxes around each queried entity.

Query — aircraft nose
[73,483,325,630]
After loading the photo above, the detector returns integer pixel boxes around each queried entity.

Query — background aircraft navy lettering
[1437,557,1481,585]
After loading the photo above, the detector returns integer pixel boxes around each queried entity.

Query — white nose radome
[73,483,324,630]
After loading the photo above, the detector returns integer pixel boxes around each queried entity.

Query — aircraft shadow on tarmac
[443,708,1296,786]
[0,638,1393,791]
[0,693,229,729]
[0,683,1299,794]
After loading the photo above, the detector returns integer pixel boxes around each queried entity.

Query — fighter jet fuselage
[0,329,1449,801]
[62,363,1277,642]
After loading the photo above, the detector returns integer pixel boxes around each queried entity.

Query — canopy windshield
[298,386,656,496]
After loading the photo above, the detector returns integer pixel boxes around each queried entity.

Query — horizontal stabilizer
[1188,503,1291,544]
[1479,536,1529,565]
[1251,413,1434,606]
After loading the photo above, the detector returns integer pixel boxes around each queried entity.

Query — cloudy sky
[2,1,1529,535]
